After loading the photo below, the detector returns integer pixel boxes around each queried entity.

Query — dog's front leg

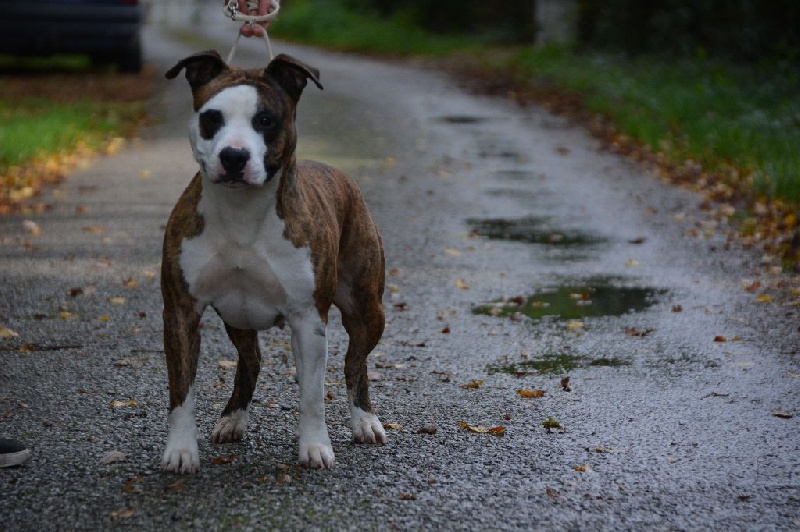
[162,303,202,474]
[291,313,334,469]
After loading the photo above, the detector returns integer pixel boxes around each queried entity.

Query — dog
[160,51,387,473]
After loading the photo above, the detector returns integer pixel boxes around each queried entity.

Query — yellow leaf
[517,389,545,398]
[565,320,584,331]
[574,464,591,472]
[384,423,402,430]
[108,297,127,305]
[625,259,640,268]
[123,277,138,288]
[755,294,773,303]
[59,311,78,320]
[0,327,19,338]
[110,399,137,408]
[455,278,471,290]
[460,379,484,389]
[97,315,110,322]
[458,421,505,436]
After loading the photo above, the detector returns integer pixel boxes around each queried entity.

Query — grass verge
[0,60,154,214]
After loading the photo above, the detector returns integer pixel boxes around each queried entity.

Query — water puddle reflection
[467,216,606,247]
[473,278,666,321]
[487,353,630,376]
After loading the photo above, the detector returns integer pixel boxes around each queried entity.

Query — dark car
[0,0,144,72]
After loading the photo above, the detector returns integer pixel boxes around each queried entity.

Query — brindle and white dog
[161,51,386,473]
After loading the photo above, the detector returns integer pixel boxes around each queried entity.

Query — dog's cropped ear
[265,54,323,102]
[165,50,228,92]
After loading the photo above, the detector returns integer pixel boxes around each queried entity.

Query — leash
[224,0,281,64]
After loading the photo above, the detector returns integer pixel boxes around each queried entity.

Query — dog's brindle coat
[161,51,386,473]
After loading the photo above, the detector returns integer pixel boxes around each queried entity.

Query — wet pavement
[1,5,799,530]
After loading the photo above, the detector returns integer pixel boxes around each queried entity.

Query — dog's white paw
[351,407,387,444]
[163,388,200,473]
[211,409,248,444]
[298,425,334,469]
[162,429,199,474]
[299,441,335,469]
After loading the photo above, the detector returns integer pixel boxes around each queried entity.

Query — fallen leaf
[517,389,545,398]
[111,509,135,519]
[546,487,559,498]
[108,296,127,305]
[59,311,78,320]
[122,477,142,494]
[68,287,84,297]
[560,376,572,392]
[441,326,451,334]
[0,327,19,338]
[542,417,562,432]
[455,278,471,290]
[772,411,794,419]
[399,493,417,501]
[97,315,110,322]
[101,450,128,464]
[672,304,683,312]
[460,379,484,389]
[625,327,654,337]
[574,464,592,472]
[367,370,382,381]
[82,225,105,234]
[714,336,727,342]
[444,248,461,257]
[755,294,773,303]
[123,277,138,288]
[458,421,505,436]
[625,259,640,268]
[217,360,237,369]
[212,455,236,465]
[22,220,41,236]
[165,478,186,492]
[384,423,402,430]
[565,320,584,331]
[417,425,437,435]
[110,399,137,408]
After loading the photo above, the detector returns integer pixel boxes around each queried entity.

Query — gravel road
[1,6,798,530]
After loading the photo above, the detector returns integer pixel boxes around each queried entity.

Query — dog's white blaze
[190,85,269,186]
[163,386,199,473]
[180,185,317,330]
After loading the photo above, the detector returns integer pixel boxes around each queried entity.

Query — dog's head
[166,51,323,188]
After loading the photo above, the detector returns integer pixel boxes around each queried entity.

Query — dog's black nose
[219,147,250,173]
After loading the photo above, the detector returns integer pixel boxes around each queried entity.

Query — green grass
[270,0,479,56]
[501,46,800,202]
[0,99,139,171]
[271,3,800,205]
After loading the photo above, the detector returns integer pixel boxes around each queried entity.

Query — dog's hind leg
[211,323,261,444]
[339,283,387,445]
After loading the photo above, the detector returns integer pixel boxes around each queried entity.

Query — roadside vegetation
[0,57,153,214]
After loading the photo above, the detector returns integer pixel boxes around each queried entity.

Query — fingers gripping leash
[224,0,281,64]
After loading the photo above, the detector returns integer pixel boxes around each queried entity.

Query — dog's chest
[179,192,315,330]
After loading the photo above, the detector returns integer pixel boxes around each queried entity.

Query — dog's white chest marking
[179,186,316,330]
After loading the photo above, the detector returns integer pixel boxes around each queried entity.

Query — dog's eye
[254,112,277,132]
[199,110,224,138]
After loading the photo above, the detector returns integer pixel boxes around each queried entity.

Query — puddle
[435,115,491,125]
[487,353,630,376]
[467,216,606,247]
[473,278,666,321]
[493,169,539,181]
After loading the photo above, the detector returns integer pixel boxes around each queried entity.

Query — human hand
[226,0,274,37]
